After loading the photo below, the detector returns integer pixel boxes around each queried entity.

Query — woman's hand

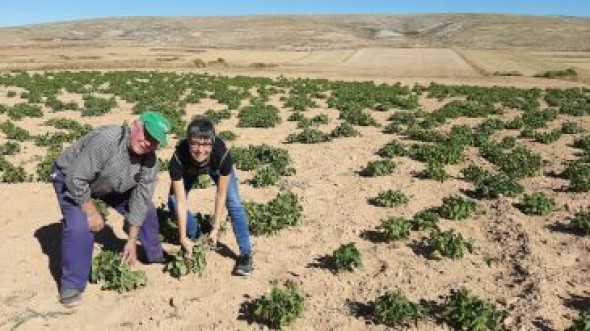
[122,238,138,266]
[180,237,194,259]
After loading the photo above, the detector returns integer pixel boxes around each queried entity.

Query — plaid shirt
[56,125,159,226]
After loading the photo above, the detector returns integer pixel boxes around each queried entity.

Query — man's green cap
[140,111,171,147]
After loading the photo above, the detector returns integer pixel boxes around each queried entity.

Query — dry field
[0,13,589,331]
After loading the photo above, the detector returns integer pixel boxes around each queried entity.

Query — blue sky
[1,0,588,27]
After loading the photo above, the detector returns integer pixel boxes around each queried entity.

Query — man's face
[188,137,213,162]
[130,120,159,155]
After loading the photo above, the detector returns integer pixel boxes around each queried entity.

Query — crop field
[0,70,589,330]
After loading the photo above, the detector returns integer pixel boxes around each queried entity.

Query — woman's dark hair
[187,117,215,141]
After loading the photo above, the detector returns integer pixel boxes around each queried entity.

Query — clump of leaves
[245,191,303,235]
[217,130,237,141]
[90,250,147,292]
[360,159,396,177]
[332,242,362,272]
[371,289,426,327]
[368,189,409,207]
[409,210,440,231]
[475,173,524,198]
[416,161,450,182]
[238,103,281,128]
[193,174,212,189]
[330,121,361,138]
[285,128,331,144]
[250,165,280,187]
[438,195,477,220]
[561,122,585,134]
[440,287,505,331]
[461,164,490,183]
[252,281,305,329]
[561,161,590,192]
[566,310,590,331]
[204,108,232,124]
[515,192,556,215]
[0,141,19,155]
[427,229,473,260]
[377,140,406,158]
[165,241,208,278]
[569,210,590,236]
[377,217,411,241]
[232,144,294,176]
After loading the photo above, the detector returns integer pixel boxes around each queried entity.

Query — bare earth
[0,18,589,330]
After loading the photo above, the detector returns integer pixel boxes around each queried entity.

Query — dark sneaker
[233,254,253,276]
[59,288,83,308]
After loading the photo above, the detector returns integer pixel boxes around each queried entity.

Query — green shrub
[410,210,439,231]
[368,189,409,207]
[252,281,305,329]
[566,310,590,331]
[416,162,450,182]
[90,250,147,292]
[238,103,281,128]
[360,159,396,177]
[245,191,303,235]
[515,193,556,215]
[441,287,505,331]
[371,289,426,327]
[250,165,280,187]
[165,242,208,278]
[285,128,331,144]
[377,217,411,241]
[475,173,524,198]
[204,108,231,124]
[376,141,406,158]
[569,211,590,236]
[427,230,473,260]
[332,242,362,272]
[461,164,490,183]
[330,121,361,138]
[438,195,477,220]
[217,130,237,141]
[0,141,19,155]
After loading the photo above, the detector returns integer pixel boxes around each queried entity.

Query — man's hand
[122,239,138,266]
[180,237,194,259]
[81,200,105,232]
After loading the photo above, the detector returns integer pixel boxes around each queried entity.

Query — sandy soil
[0,58,589,331]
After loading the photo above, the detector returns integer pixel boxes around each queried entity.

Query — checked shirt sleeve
[64,132,117,205]
[127,155,159,226]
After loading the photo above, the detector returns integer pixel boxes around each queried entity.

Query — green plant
[515,193,556,215]
[238,103,281,128]
[204,108,232,124]
[566,310,590,331]
[360,159,396,177]
[441,287,505,331]
[569,210,590,236]
[475,173,524,198]
[377,217,411,241]
[461,164,490,183]
[193,174,212,189]
[165,242,208,278]
[0,141,20,155]
[252,281,305,329]
[427,230,473,260]
[245,191,303,235]
[90,250,147,292]
[330,121,361,138]
[376,140,406,158]
[368,189,409,207]
[417,162,450,182]
[285,127,332,144]
[250,165,280,187]
[332,242,362,272]
[409,210,440,231]
[217,130,237,141]
[438,195,477,220]
[371,289,426,327]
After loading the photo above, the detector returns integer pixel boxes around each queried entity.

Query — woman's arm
[209,174,230,245]
[172,179,194,256]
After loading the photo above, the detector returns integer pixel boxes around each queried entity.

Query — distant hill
[0,14,588,51]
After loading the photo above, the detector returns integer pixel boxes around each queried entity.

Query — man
[51,111,171,307]
[167,117,253,276]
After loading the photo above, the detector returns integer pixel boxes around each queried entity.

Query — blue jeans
[167,169,252,255]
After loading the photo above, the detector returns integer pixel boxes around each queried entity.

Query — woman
[167,117,253,276]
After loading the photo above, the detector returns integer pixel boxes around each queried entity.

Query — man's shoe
[59,288,83,308]
[233,254,253,276]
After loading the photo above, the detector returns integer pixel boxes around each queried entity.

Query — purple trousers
[51,164,163,291]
